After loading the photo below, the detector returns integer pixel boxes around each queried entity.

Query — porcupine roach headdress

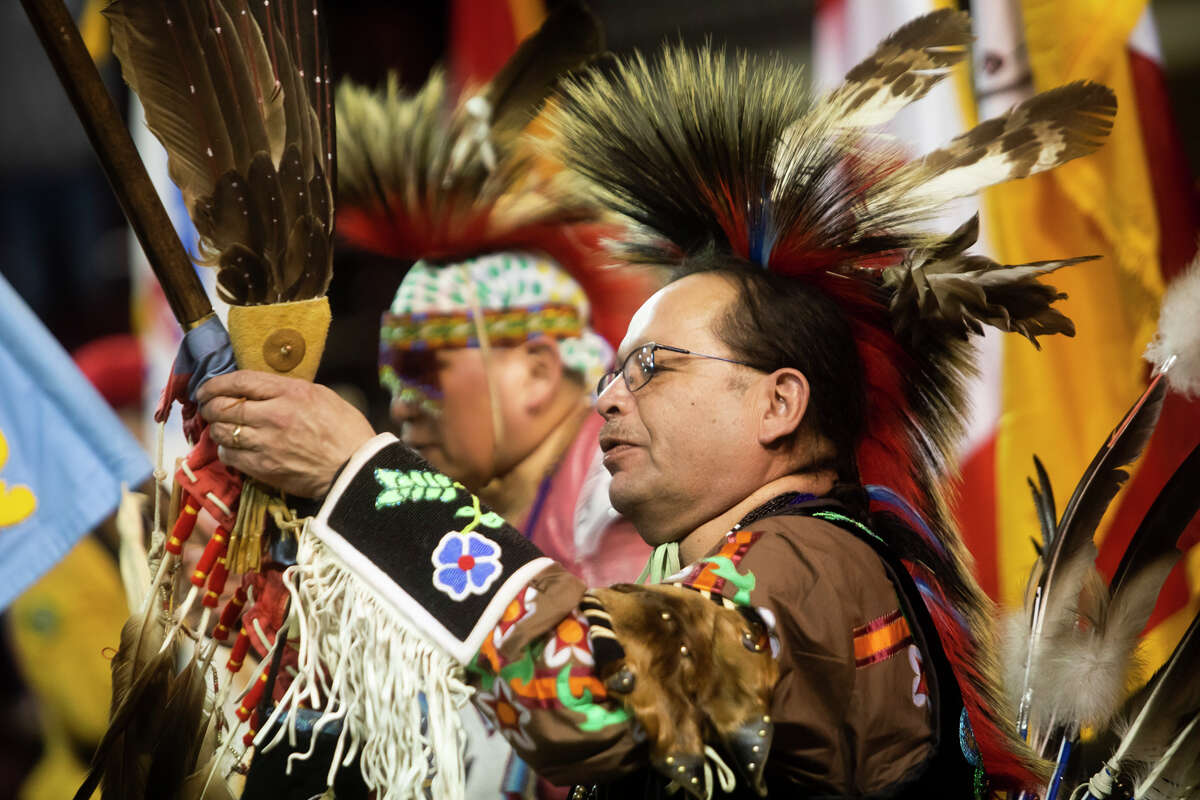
[547,9,1116,790]
[334,0,656,380]
[74,2,336,798]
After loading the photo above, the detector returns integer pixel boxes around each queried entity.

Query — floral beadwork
[374,469,461,507]
[431,531,503,601]
[542,611,594,668]
[493,585,539,650]
[477,674,537,751]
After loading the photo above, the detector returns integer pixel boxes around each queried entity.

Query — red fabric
[449,0,520,93]
[951,436,1000,600]
[72,334,144,409]
[175,429,242,529]
[242,569,300,699]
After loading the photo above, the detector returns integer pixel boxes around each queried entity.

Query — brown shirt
[468,512,935,795]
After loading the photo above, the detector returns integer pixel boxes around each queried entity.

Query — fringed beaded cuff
[310,433,556,663]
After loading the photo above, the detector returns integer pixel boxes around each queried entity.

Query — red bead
[190,528,229,588]
[164,503,200,555]
[203,558,230,608]
[237,673,268,721]
[227,627,250,673]
[213,587,246,642]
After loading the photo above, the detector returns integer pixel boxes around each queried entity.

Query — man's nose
[598,376,633,420]
[390,394,420,424]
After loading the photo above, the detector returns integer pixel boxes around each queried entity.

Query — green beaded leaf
[478,511,506,529]
[374,469,459,508]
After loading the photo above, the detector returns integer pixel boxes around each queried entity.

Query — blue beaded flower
[431,531,503,601]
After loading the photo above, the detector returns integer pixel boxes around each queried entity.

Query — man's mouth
[599,434,636,453]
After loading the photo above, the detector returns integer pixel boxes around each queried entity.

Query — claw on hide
[604,666,636,695]
[654,752,706,800]
[722,714,774,796]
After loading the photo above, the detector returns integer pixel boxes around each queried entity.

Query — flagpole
[20,0,214,329]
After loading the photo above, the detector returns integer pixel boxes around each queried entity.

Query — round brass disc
[263,328,306,373]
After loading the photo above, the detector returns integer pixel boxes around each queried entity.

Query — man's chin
[607,473,647,518]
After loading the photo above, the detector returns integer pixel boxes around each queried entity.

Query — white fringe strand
[264,524,473,800]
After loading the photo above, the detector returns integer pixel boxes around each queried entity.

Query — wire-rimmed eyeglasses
[596,342,762,397]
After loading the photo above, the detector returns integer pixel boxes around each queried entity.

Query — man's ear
[518,336,565,414]
[757,368,810,447]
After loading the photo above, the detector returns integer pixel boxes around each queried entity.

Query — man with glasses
[197,264,974,797]
[195,16,1113,799]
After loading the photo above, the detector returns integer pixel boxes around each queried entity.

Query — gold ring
[232,425,242,448]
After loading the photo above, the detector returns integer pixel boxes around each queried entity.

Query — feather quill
[104,0,334,305]
[1085,608,1200,798]
[1133,712,1200,800]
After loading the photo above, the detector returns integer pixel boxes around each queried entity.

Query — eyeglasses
[596,342,762,397]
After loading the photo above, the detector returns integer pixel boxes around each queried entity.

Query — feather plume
[335,0,603,262]
[334,2,653,346]
[1108,441,1200,611]
[890,81,1116,208]
[75,585,222,800]
[104,0,335,304]
[1145,249,1200,398]
[816,8,972,131]
[545,14,1119,786]
[1011,380,1165,753]
[336,71,594,262]
[1053,381,1166,588]
[1029,455,1057,552]
[474,0,603,153]
[883,214,1090,347]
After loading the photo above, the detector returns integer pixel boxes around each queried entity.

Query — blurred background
[0,0,1197,797]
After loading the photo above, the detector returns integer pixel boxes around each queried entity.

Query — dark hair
[673,254,867,486]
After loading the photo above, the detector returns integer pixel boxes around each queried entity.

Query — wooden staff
[20,0,213,329]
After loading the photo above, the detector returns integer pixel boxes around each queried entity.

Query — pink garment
[523,413,650,587]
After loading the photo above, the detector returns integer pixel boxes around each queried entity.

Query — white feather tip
[1145,249,1200,398]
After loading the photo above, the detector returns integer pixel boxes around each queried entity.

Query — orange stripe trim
[853,609,912,668]
[509,675,608,703]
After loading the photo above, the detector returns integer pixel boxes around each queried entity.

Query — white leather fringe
[259,524,472,800]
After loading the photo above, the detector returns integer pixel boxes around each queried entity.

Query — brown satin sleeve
[667,515,935,794]
[467,564,643,786]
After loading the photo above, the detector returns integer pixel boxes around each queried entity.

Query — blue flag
[0,274,152,610]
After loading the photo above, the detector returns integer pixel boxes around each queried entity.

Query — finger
[209,421,261,452]
[199,395,253,424]
[215,443,257,478]
[196,370,298,405]
[200,396,277,428]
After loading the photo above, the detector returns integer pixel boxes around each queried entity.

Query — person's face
[389,347,499,491]
[597,273,765,545]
